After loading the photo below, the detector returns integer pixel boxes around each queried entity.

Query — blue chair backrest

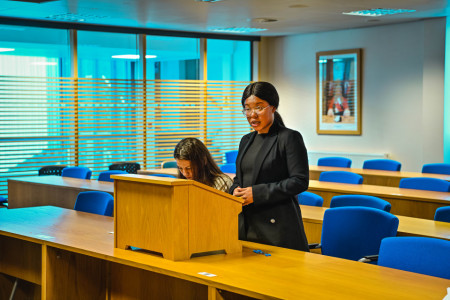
[220,163,236,173]
[330,195,391,212]
[363,159,401,171]
[321,207,399,261]
[435,206,450,222]
[378,237,450,280]
[422,163,450,175]
[298,191,324,207]
[74,191,114,216]
[62,166,92,179]
[162,161,178,168]
[317,157,352,168]
[399,177,450,192]
[150,174,177,178]
[98,170,128,182]
[225,150,239,164]
[319,171,363,184]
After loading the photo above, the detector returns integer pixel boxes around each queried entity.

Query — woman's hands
[233,186,254,206]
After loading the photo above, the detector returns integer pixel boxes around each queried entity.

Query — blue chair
[109,162,140,174]
[62,166,92,179]
[298,191,324,207]
[377,237,450,280]
[317,157,352,168]
[311,207,399,261]
[220,163,236,173]
[399,177,450,192]
[0,196,7,207]
[422,163,450,175]
[330,195,391,212]
[150,174,177,178]
[74,191,114,216]
[161,160,177,168]
[363,159,401,171]
[435,206,450,222]
[319,171,363,184]
[225,150,239,164]
[98,170,128,182]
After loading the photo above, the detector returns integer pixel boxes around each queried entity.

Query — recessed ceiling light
[209,27,267,33]
[289,4,308,8]
[111,54,157,59]
[343,8,416,17]
[195,0,224,2]
[251,18,278,23]
[46,13,108,22]
[0,48,15,52]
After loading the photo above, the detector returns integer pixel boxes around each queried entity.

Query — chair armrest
[358,255,379,263]
[308,243,322,250]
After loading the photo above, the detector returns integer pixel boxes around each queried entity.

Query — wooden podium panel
[113,174,243,261]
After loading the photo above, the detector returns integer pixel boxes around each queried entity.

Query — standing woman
[230,82,309,251]
[174,137,233,192]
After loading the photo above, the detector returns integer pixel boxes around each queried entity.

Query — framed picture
[316,49,362,135]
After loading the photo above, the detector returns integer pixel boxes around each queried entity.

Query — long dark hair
[241,81,285,128]
[173,137,224,187]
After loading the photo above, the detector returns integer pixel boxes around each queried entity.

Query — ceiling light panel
[343,8,416,17]
[209,27,267,33]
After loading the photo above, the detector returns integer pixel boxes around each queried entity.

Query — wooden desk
[307,180,450,220]
[0,206,448,299]
[300,205,450,245]
[309,165,450,187]
[7,176,113,209]
[138,168,236,179]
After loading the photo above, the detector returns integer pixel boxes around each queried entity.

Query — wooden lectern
[112,174,243,261]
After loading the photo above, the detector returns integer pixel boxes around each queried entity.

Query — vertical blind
[0,75,251,197]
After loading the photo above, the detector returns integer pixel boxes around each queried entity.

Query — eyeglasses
[242,105,271,116]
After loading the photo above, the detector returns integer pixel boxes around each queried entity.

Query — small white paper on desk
[198,272,217,277]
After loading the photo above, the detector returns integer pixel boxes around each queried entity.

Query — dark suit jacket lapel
[252,125,279,185]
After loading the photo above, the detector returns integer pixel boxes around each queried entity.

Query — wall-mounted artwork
[316,49,362,135]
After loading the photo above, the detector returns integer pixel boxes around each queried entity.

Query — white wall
[260,19,445,171]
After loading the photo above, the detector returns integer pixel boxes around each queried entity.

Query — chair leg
[9,278,18,300]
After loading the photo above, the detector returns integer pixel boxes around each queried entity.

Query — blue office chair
[399,177,450,192]
[98,170,128,182]
[377,237,450,280]
[435,206,450,222]
[422,163,450,175]
[330,195,391,212]
[109,162,140,174]
[161,160,178,168]
[317,157,352,168]
[220,163,236,173]
[74,191,114,217]
[319,171,363,184]
[150,174,177,178]
[0,196,7,207]
[298,191,324,207]
[62,166,92,179]
[362,159,401,171]
[310,207,399,261]
[225,150,239,164]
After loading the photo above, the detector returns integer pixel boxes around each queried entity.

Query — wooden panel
[45,246,107,300]
[0,235,41,284]
[0,273,41,300]
[8,176,113,209]
[188,184,242,257]
[110,262,207,300]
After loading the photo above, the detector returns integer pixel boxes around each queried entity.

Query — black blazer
[230,122,309,251]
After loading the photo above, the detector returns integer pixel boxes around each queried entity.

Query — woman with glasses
[230,81,309,251]
[174,137,232,192]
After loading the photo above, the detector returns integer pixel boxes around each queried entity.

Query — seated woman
[174,137,232,192]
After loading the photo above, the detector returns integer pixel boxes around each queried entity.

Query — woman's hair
[241,81,285,128]
[173,137,224,187]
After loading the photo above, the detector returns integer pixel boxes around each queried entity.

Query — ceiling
[0,0,449,37]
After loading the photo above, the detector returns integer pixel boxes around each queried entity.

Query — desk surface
[300,205,450,241]
[1,206,449,299]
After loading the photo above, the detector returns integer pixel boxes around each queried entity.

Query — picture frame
[316,49,362,135]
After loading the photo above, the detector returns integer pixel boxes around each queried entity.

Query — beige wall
[259,18,445,171]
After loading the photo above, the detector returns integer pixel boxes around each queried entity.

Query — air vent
[9,0,58,3]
